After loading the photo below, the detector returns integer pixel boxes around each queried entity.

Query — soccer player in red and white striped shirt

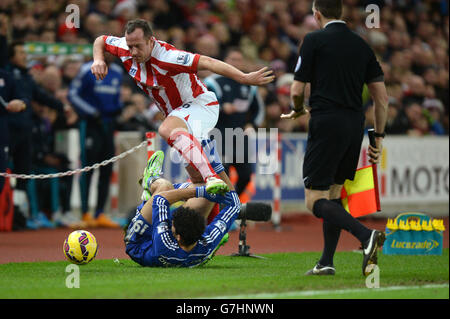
[91,19,273,214]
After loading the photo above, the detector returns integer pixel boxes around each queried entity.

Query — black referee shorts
[303,110,365,191]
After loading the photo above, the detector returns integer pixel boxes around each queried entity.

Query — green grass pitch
[0,250,448,299]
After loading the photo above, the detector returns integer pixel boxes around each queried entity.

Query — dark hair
[172,207,205,247]
[8,40,25,59]
[313,0,343,19]
[125,19,153,38]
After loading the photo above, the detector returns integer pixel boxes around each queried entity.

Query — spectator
[194,33,220,78]
[0,68,27,228]
[61,58,82,88]
[30,103,75,227]
[3,40,67,227]
[116,92,156,134]
[387,102,430,136]
[68,53,124,229]
[423,98,446,135]
[403,74,427,106]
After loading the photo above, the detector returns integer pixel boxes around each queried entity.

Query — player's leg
[158,115,228,195]
[180,165,213,219]
[181,143,235,219]
[161,103,230,194]
[139,178,174,222]
[140,150,166,201]
[180,164,234,220]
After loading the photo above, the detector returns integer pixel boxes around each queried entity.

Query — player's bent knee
[151,178,174,194]
[158,117,188,141]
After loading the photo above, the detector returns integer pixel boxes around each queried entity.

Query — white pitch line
[210,283,449,299]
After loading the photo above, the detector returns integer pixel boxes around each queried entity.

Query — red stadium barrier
[272,132,282,230]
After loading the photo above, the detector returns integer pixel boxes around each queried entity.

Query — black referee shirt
[294,21,383,114]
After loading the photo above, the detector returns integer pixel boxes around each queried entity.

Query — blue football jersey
[124,192,240,267]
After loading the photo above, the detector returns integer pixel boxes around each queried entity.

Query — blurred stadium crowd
[0,0,448,229]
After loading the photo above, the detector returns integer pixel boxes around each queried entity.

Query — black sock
[313,198,371,244]
[319,199,342,266]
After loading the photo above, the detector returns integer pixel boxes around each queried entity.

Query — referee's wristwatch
[373,132,386,138]
[290,104,303,112]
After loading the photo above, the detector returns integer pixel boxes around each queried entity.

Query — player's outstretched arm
[157,187,232,206]
[198,55,275,86]
[91,36,108,81]
[157,188,197,205]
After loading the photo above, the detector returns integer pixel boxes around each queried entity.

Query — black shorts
[303,110,365,190]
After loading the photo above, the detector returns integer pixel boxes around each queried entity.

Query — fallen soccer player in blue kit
[124,151,241,268]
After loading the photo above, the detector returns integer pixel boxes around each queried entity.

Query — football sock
[313,198,371,244]
[207,203,220,225]
[319,199,342,266]
[167,131,218,182]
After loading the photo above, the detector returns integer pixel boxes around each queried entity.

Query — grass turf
[0,249,448,299]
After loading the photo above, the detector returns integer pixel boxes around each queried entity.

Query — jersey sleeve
[202,192,241,249]
[151,195,171,226]
[294,33,315,83]
[365,49,384,84]
[152,42,200,75]
[151,195,179,252]
[103,35,127,57]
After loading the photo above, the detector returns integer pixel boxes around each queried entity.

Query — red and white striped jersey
[103,35,218,116]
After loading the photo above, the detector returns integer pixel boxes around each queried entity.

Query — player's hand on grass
[368,139,383,164]
[280,108,309,120]
[196,186,233,206]
[91,59,108,80]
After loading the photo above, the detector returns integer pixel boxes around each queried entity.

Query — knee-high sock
[167,131,218,182]
[207,203,220,225]
[318,199,342,266]
[313,198,371,244]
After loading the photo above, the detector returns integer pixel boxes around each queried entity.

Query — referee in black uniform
[281,0,389,276]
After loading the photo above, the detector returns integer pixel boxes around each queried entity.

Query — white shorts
[168,100,219,141]
[168,98,221,170]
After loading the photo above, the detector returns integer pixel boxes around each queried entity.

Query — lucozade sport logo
[389,239,440,252]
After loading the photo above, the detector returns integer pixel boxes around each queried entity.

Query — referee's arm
[280,80,309,120]
[367,80,388,164]
[281,34,314,119]
[368,81,388,138]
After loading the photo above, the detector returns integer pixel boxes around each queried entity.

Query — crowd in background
[1,0,448,135]
[0,0,448,228]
